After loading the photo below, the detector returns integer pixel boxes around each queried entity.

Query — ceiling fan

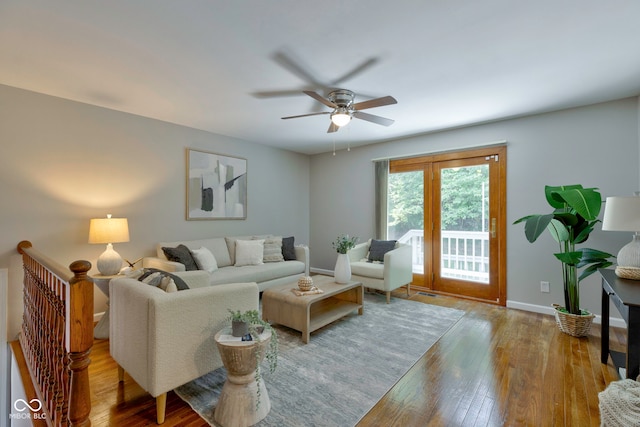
[281,89,397,133]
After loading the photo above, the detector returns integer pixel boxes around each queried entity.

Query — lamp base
[615,266,640,280]
[97,243,123,276]
[615,235,640,280]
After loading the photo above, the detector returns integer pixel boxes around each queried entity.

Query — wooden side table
[600,268,640,379]
[214,329,272,427]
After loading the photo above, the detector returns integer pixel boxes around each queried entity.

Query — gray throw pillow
[282,236,296,261]
[162,244,199,271]
[368,239,397,262]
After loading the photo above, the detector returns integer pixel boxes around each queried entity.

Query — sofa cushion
[261,236,284,263]
[235,239,265,266]
[162,245,199,271]
[351,261,385,279]
[210,261,306,285]
[282,236,296,260]
[191,247,218,273]
[368,239,397,262]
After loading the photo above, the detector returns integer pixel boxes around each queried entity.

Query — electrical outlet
[540,281,550,293]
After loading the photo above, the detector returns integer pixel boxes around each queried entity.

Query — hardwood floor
[87,289,624,426]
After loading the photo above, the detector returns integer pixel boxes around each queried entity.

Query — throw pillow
[260,236,284,263]
[159,276,179,293]
[191,246,218,273]
[138,268,190,291]
[141,273,178,293]
[282,236,296,261]
[368,239,397,262]
[162,244,199,271]
[235,239,265,266]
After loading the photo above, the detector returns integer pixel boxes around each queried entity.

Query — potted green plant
[513,184,614,336]
[332,234,358,283]
[226,309,278,407]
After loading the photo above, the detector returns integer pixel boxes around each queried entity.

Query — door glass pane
[440,165,489,283]
[387,171,424,274]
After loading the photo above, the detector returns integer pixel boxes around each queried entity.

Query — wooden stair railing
[16,240,94,427]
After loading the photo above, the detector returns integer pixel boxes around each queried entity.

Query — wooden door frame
[389,145,507,305]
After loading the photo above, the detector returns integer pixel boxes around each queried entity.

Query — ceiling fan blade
[273,50,323,87]
[327,121,340,133]
[281,112,330,120]
[353,111,395,126]
[331,57,380,86]
[303,91,337,109]
[252,88,313,98]
[352,95,397,111]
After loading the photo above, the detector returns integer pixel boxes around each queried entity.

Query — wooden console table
[600,268,640,379]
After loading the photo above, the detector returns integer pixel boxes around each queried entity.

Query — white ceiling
[2,1,640,155]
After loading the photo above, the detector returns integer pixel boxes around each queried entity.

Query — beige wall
[1,84,310,339]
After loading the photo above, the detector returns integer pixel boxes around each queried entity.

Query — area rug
[175,291,464,426]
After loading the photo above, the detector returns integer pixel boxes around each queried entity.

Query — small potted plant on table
[514,184,614,337]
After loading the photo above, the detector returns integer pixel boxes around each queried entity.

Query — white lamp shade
[88,217,130,244]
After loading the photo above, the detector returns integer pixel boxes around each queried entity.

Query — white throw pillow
[191,247,218,273]
[235,239,265,266]
[159,276,178,293]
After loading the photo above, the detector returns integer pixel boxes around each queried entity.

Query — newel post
[66,260,93,427]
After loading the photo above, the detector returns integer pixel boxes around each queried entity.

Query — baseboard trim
[310,267,333,276]
[308,269,627,329]
[506,300,626,329]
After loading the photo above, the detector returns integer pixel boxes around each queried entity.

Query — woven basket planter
[552,304,595,337]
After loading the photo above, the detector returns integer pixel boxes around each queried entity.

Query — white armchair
[347,240,413,303]
[109,274,259,424]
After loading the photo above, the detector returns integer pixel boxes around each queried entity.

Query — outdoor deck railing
[397,229,489,282]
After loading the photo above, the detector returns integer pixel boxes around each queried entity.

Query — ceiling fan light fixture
[331,110,351,127]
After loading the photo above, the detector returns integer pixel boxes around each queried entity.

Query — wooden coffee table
[262,275,363,343]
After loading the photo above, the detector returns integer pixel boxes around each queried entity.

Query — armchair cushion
[351,261,385,279]
[368,239,397,262]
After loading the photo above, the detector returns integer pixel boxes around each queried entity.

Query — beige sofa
[109,274,259,424]
[143,235,309,292]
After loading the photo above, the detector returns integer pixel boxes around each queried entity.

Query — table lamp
[602,195,640,279]
[88,214,130,275]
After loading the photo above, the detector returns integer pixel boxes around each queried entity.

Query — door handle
[491,218,497,238]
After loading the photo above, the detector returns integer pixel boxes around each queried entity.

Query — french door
[388,146,506,305]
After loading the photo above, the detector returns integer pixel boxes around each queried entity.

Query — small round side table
[214,328,272,427]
